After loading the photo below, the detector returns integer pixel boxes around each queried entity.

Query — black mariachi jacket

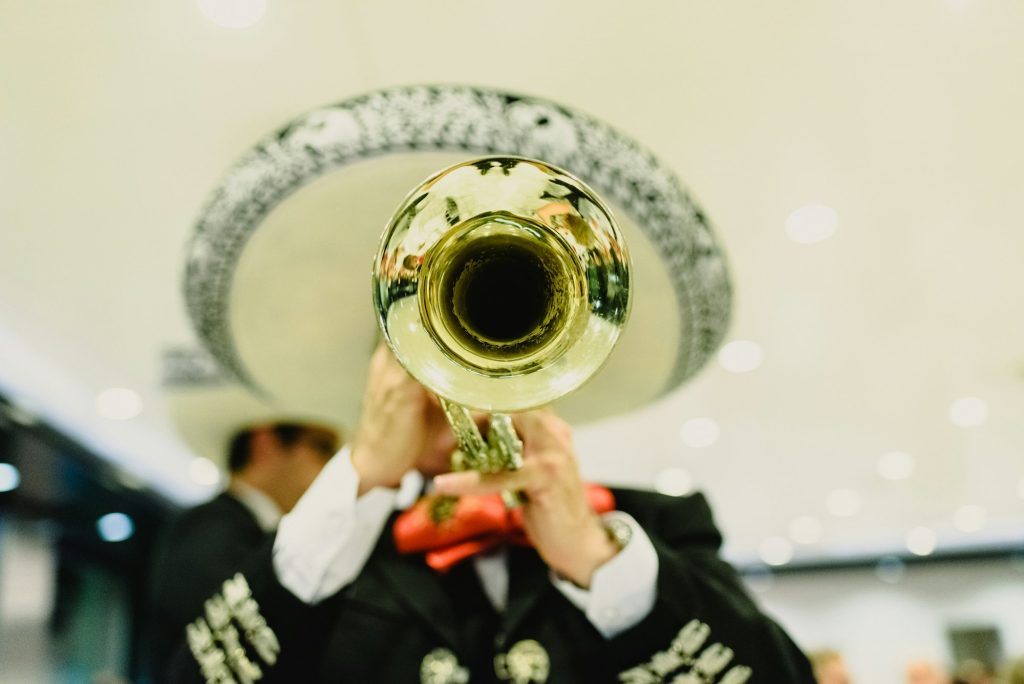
[167,489,815,684]
[149,492,270,678]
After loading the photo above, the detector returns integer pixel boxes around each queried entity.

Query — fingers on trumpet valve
[434,464,537,497]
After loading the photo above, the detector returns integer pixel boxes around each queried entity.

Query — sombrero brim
[177,85,731,442]
[163,349,343,466]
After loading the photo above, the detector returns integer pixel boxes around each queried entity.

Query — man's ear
[247,426,278,464]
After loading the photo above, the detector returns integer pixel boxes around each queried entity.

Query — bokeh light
[654,468,694,497]
[95,388,143,421]
[97,512,135,542]
[760,537,794,566]
[906,527,937,556]
[878,451,915,481]
[826,489,862,517]
[948,397,988,427]
[0,463,21,492]
[679,418,719,448]
[718,340,764,373]
[785,204,838,244]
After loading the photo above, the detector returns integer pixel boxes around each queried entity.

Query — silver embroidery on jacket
[186,573,282,684]
[694,643,734,678]
[186,618,237,684]
[720,666,753,684]
[617,620,753,684]
[494,639,551,683]
[420,647,470,684]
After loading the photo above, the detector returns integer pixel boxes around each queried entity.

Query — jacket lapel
[501,545,552,638]
[371,518,554,649]
[370,515,465,653]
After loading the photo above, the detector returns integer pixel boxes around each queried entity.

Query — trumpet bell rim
[373,156,631,412]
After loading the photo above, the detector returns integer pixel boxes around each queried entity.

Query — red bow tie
[393,485,615,572]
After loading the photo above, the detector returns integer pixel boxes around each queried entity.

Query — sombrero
[167,84,731,465]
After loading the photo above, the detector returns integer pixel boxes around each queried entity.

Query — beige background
[1,1,1021,566]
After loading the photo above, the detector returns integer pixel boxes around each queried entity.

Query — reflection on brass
[373,156,631,477]
[422,218,581,365]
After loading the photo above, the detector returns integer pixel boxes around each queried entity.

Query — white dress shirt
[273,447,659,639]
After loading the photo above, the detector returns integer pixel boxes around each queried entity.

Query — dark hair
[227,423,307,472]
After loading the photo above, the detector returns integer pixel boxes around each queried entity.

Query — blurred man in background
[147,421,340,679]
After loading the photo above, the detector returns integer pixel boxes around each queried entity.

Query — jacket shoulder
[164,493,261,543]
[610,488,723,551]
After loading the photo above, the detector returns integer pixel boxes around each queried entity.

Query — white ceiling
[1,0,1021,566]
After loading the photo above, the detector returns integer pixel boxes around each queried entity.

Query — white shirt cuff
[272,446,397,604]
[550,511,659,638]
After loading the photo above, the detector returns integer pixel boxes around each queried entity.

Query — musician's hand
[350,344,456,494]
[432,410,618,589]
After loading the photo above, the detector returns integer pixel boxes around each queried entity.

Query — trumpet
[372,157,630,484]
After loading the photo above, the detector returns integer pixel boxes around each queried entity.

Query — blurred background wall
[760,557,1024,682]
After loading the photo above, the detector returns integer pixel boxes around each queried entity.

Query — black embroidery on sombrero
[183,85,731,395]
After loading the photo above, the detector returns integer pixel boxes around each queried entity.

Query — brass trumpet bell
[373,157,631,417]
